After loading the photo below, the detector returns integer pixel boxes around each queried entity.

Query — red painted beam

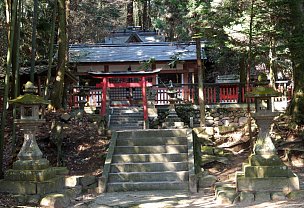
[142,76,148,128]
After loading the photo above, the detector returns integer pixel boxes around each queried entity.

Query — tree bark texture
[51,0,67,110]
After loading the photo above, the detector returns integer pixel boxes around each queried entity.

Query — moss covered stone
[246,86,281,98]
[9,94,49,105]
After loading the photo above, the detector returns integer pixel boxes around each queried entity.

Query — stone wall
[173,104,249,129]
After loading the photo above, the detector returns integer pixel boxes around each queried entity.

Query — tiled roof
[69,42,205,63]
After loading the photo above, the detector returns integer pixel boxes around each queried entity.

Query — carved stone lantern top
[9,81,49,121]
[167,80,178,99]
[246,85,282,116]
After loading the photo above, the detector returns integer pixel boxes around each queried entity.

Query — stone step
[112,153,188,163]
[111,110,143,114]
[110,120,143,123]
[110,126,143,130]
[116,137,187,146]
[107,181,189,192]
[112,108,143,113]
[114,145,188,154]
[108,171,189,182]
[110,117,144,121]
[110,162,188,173]
[111,112,143,115]
[116,129,188,138]
[110,121,144,126]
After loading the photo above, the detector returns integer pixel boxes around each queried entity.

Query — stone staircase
[100,129,195,192]
[109,107,144,130]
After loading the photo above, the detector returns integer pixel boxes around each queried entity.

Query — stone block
[242,163,250,172]
[243,166,289,178]
[271,192,286,201]
[53,167,69,175]
[13,195,41,205]
[27,194,41,204]
[249,155,284,166]
[13,159,50,170]
[255,192,271,202]
[199,174,217,188]
[64,186,82,198]
[0,179,36,194]
[287,190,304,200]
[236,174,300,193]
[216,186,237,205]
[189,174,198,193]
[79,176,97,187]
[239,191,254,203]
[4,168,56,182]
[40,193,70,208]
[214,182,235,190]
[65,175,81,187]
[36,176,64,195]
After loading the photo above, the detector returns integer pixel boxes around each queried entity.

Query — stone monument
[162,80,184,128]
[236,85,299,202]
[0,81,67,196]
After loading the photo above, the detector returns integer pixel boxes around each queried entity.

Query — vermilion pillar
[142,76,148,129]
[101,77,107,117]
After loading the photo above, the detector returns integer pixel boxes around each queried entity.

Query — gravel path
[70,189,304,208]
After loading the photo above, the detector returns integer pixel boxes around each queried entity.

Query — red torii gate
[89,69,161,129]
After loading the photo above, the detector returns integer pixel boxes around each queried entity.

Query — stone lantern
[77,86,89,111]
[166,80,179,110]
[235,85,299,201]
[162,80,184,128]
[10,81,49,161]
[0,81,66,197]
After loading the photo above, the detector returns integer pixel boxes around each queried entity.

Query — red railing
[69,81,293,108]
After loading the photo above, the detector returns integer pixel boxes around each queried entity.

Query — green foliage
[139,58,155,71]
[257,72,267,82]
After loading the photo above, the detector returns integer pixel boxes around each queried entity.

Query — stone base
[236,172,300,194]
[13,158,50,170]
[5,167,57,182]
[242,163,290,178]
[249,154,284,166]
[162,121,184,129]
[0,176,64,195]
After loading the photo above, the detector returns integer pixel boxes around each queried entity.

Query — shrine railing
[69,81,293,108]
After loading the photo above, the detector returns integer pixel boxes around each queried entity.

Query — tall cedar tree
[51,0,67,109]
[287,0,304,124]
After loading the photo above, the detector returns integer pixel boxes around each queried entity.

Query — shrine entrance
[89,69,161,128]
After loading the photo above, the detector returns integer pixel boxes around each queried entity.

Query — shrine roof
[69,42,205,63]
[89,68,162,78]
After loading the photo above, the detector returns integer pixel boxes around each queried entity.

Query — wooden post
[101,77,107,117]
[142,76,148,129]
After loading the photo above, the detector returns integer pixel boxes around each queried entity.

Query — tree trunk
[51,0,67,110]
[30,0,38,82]
[142,0,148,30]
[11,0,22,154]
[196,38,206,127]
[287,0,304,124]
[126,0,133,27]
[269,37,276,89]
[0,0,18,179]
[246,0,255,144]
[44,2,57,99]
